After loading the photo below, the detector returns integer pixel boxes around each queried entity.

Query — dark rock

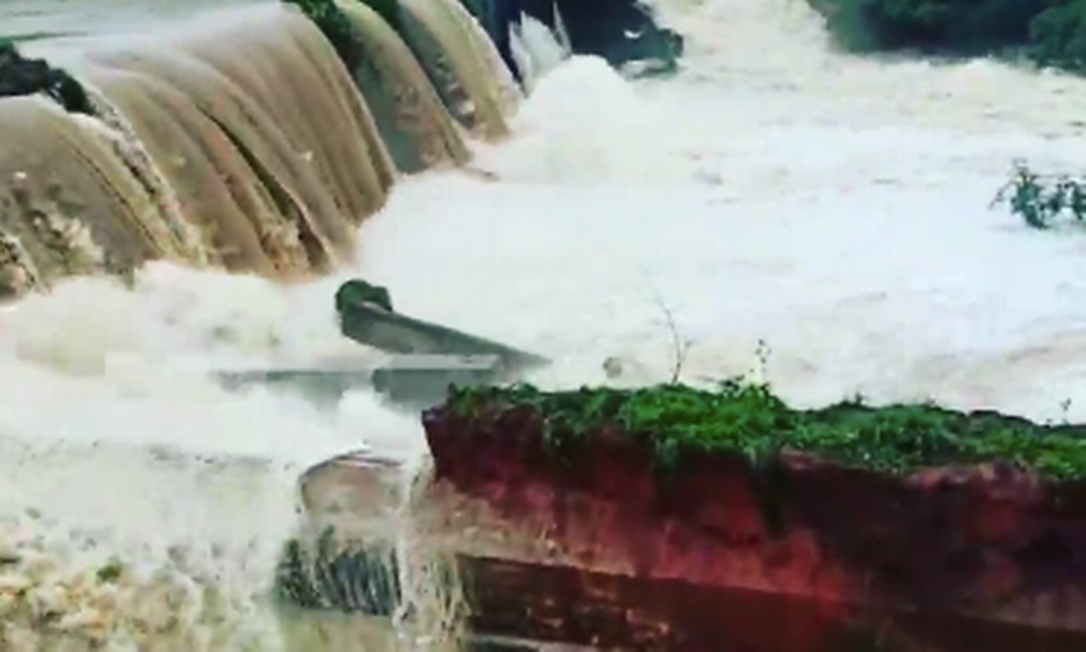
[0,43,93,114]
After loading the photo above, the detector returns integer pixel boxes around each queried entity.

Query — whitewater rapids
[6,0,1086,648]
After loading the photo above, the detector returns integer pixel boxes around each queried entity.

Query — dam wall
[0,0,519,297]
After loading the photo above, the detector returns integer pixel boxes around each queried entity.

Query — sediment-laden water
[4,0,1086,649]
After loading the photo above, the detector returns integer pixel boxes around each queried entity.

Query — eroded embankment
[416,383,1086,650]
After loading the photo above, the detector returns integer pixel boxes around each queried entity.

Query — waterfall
[397,0,514,140]
[0,9,521,641]
[333,0,470,173]
[0,97,168,287]
[0,1,520,293]
[509,11,571,92]
[0,1,531,648]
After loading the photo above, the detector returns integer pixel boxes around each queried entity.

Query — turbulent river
[4,0,1086,649]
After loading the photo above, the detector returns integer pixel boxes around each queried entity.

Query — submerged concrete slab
[214,367,376,407]
[213,354,507,410]
[372,353,504,409]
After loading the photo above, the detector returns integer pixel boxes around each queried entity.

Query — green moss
[95,558,125,583]
[446,380,1086,480]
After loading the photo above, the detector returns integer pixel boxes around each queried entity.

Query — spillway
[0,1,513,293]
[0,1,524,648]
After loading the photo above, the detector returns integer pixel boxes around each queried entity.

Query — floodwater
[4,0,1086,648]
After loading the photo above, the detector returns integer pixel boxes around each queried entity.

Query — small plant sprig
[651,291,692,385]
[991,159,1086,229]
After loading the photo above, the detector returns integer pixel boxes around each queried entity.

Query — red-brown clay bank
[419,385,1086,651]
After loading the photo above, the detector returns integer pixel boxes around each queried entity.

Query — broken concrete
[372,354,505,409]
[214,366,378,407]
[215,280,550,409]
[334,279,549,375]
[213,352,509,410]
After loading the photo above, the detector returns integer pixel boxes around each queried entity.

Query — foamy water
[7,0,1086,647]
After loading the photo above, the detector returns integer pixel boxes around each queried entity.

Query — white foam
[9,0,1086,646]
[472,56,686,184]
[509,13,569,93]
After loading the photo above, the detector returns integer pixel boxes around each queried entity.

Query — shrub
[812,0,1086,73]
[1031,0,1086,71]
[991,160,1086,229]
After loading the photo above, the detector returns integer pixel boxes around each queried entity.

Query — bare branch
[651,291,690,385]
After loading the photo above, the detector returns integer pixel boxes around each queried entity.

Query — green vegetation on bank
[446,381,1086,480]
[811,0,1086,72]
[992,160,1086,229]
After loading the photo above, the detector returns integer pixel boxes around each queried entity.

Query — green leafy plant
[991,159,1086,229]
[446,380,1086,480]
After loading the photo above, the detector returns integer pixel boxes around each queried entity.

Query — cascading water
[333,0,471,173]
[396,0,514,139]
[8,0,1086,648]
[0,1,519,648]
[508,10,571,93]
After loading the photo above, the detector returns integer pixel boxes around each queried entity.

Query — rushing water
[5,0,1086,648]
